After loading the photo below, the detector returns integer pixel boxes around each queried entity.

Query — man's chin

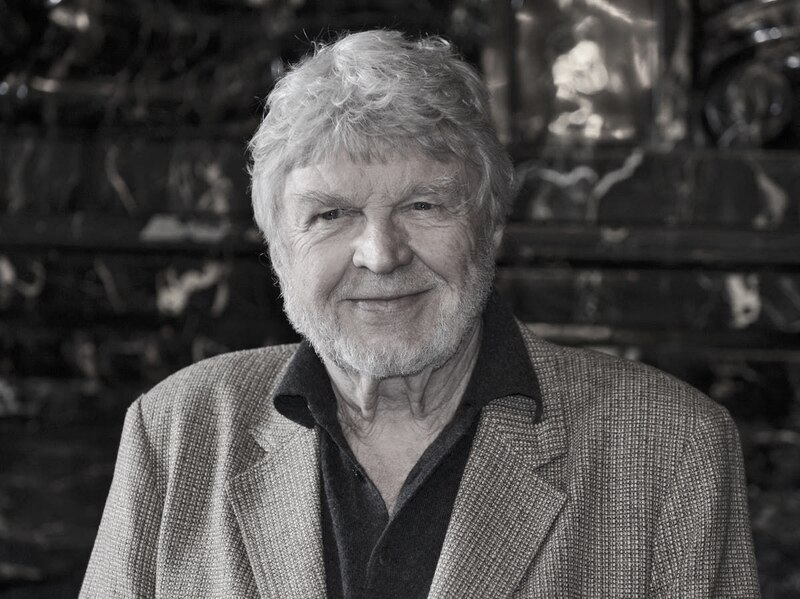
[318,335,457,379]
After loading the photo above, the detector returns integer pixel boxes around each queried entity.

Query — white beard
[275,242,496,379]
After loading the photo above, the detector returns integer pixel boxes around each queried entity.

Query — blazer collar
[225,353,328,599]
[226,417,326,598]
[429,325,569,598]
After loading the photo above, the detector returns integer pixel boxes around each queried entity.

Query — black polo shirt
[273,293,540,599]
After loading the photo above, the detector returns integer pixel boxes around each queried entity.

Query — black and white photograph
[1,0,798,597]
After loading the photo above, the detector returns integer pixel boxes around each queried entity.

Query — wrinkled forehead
[286,131,468,175]
[285,152,472,204]
[281,137,480,199]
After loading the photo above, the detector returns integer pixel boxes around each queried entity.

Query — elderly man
[81,30,759,598]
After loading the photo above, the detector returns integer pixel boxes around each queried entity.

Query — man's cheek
[309,263,347,302]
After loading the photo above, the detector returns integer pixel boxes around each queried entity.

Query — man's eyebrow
[290,175,469,207]
[405,175,468,199]
[290,190,349,206]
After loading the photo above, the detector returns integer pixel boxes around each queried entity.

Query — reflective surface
[485,0,691,148]
[701,0,800,148]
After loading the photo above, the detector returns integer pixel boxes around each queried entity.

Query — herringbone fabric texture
[81,327,759,598]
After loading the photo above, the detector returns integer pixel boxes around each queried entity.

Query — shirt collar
[273,290,542,429]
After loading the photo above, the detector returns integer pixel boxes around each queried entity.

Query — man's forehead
[284,154,472,201]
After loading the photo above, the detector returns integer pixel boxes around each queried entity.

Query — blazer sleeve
[80,398,164,598]
[650,406,760,598]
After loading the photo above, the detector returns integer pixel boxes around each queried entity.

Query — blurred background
[0,0,798,596]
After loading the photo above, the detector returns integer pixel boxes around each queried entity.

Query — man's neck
[324,319,482,440]
[322,320,482,512]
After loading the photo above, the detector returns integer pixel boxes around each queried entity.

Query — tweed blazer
[81,325,760,598]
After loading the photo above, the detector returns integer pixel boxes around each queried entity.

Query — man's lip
[346,289,430,302]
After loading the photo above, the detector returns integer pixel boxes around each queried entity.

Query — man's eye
[412,202,433,211]
[320,209,343,221]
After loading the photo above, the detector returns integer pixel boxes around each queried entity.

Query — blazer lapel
[429,394,568,599]
[226,416,326,599]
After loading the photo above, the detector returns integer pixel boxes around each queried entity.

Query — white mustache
[335,268,441,300]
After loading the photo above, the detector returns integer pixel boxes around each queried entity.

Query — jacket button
[378,549,390,566]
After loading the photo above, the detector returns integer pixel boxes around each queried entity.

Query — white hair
[248,29,515,258]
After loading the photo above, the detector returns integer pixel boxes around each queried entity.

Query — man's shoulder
[135,343,300,434]
[517,324,733,436]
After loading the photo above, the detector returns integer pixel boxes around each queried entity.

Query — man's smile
[346,289,432,313]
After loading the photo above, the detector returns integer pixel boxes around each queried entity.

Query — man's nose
[352,217,412,273]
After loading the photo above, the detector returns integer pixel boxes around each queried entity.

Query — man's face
[272,152,498,378]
